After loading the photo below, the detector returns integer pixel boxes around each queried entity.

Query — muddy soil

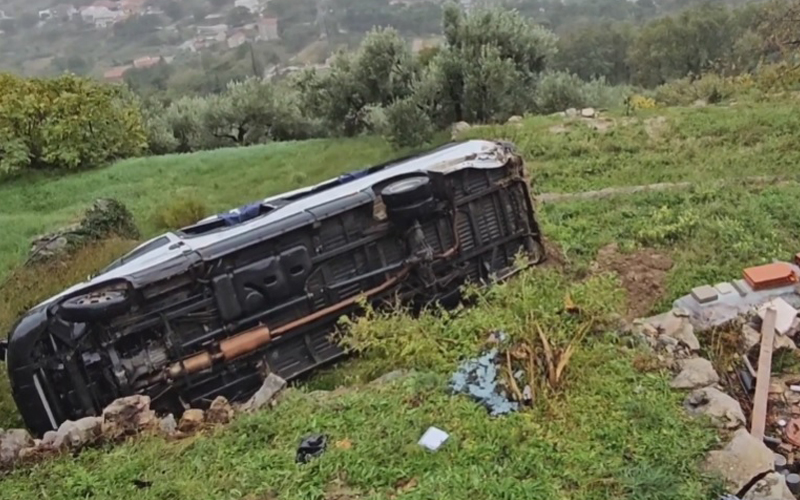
[592,243,673,319]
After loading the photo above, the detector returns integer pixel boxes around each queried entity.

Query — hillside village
[0,0,450,84]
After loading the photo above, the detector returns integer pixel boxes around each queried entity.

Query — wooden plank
[751,307,777,440]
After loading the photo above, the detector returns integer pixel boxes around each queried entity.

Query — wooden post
[751,307,776,440]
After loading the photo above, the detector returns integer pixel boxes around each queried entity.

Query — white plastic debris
[758,298,798,335]
[779,419,788,427]
[418,427,449,451]
[790,385,800,393]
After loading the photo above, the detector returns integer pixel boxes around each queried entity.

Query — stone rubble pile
[0,373,287,468]
[635,260,800,500]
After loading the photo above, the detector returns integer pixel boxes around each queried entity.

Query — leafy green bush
[653,73,755,106]
[534,72,631,114]
[0,73,147,176]
[150,195,208,231]
[534,71,590,113]
[141,101,179,155]
[384,98,434,148]
[339,267,624,374]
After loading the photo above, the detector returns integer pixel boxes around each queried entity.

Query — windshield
[99,236,171,274]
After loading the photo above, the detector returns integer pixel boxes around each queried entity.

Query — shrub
[384,98,434,148]
[629,94,657,110]
[150,195,208,231]
[653,73,755,106]
[141,102,179,155]
[533,72,629,114]
[0,73,147,176]
[534,71,589,113]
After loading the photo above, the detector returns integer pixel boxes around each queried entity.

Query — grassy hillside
[0,137,418,283]
[2,97,800,498]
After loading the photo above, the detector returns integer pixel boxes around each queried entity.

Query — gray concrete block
[692,285,719,304]
[715,283,736,296]
[732,279,750,297]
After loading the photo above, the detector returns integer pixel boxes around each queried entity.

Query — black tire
[59,289,132,323]
[381,176,432,208]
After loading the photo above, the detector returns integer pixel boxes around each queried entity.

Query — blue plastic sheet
[450,333,519,416]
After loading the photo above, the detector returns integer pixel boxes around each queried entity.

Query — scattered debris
[783,419,800,447]
[758,298,798,335]
[240,373,287,412]
[742,472,795,500]
[296,434,327,463]
[450,343,519,416]
[787,473,800,494]
[745,263,797,291]
[418,427,449,452]
[751,308,776,440]
[507,115,523,125]
[691,285,719,304]
[670,357,720,389]
[704,428,775,492]
[639,308,700,353]
[673,263,800,331]
[684,387,746,429]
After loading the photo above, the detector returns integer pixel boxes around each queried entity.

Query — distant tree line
[3,0,800,181]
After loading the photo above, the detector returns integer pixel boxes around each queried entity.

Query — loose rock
[56,416,103,448]
[102,395,156,437]
[742,472,795,500]
[206,396,234,425]
[704,428,775,492]
[451,121,471,139]
[743,324,798,351]
[158,414,177,435]
[370,370,410,386]
[565,108,578,118]
[0,429,34,463]
[580,107,596,118]
[684,387,746,429]
[642,310,700,351]
[507,115,523,125]
[178,409,204,433]
[671,357,720,389]
[240,373,287,412]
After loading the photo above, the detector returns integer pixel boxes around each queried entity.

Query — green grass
[539,183,800,308]
[0,137,422,283]
[462,99,800,193]
[0,270,720,500]
[4,99,800,498]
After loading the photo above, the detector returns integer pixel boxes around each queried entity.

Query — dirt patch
[592,243,673,319]
[541,238,568,270]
